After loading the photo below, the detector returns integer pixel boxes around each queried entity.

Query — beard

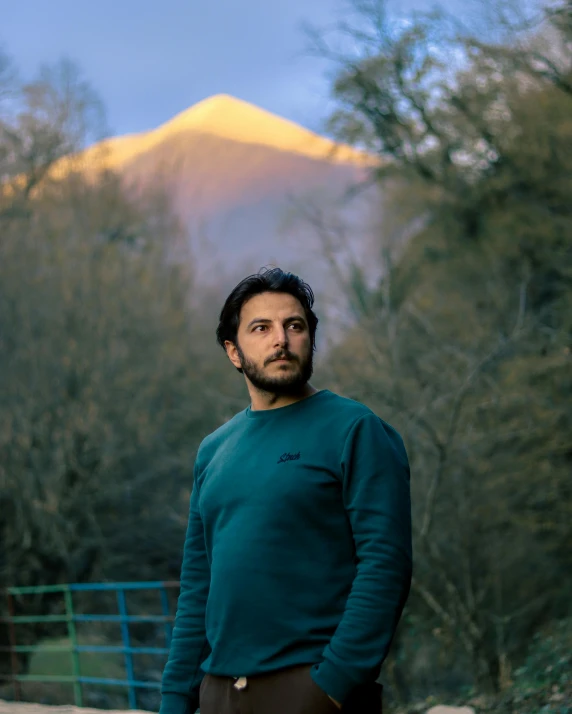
[236,343,314,396]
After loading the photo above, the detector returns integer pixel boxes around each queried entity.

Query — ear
[224,340,242,370]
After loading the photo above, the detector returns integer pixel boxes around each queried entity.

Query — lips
[270,356,294,364]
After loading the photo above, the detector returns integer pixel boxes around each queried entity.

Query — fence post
[64,586,83,707]
[159,585,172,649]
[6,592,21,702]
[116,588,137,710]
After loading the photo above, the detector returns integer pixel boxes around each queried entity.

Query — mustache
[266,351,297,365]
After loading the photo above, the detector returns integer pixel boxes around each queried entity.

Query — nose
[273,325,288,348]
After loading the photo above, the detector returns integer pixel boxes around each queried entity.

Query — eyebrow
[246,315,307,329]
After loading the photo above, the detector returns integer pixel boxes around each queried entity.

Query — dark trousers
[199,664,383,714]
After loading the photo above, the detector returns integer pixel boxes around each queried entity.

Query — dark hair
[216,267,319,352]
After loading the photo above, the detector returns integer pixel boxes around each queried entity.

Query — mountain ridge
[47,94,380,304]
[64,94,373,177]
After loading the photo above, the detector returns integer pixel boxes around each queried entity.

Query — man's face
[225,292,313,395]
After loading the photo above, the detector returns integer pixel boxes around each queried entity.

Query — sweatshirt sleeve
[160,468,211,714]
[311,413,412,705]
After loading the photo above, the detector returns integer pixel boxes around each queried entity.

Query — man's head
[216,268,319,395]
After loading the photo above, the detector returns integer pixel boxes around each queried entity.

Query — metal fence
[0,581,180,709]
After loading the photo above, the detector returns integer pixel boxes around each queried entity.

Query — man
[160,267,412,714]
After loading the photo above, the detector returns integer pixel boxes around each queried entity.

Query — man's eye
[254,325,266,331]
[289,323,303,330]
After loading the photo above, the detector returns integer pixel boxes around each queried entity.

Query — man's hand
[328,695,342,710]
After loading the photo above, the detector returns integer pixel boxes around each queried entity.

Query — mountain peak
[62,94,373,178]
[185,93,247,114]
[158,94,370,166]
[165,94,268,133]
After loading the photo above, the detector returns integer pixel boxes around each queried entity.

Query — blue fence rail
[0,581,180,709]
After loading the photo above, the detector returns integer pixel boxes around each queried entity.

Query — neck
[247,383,319,411]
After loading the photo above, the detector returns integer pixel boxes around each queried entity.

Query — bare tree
[0,57,106,216]
[0,53,238,687]
[307,0,572,697]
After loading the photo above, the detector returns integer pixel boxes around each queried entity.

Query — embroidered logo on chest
[277,451,301,464]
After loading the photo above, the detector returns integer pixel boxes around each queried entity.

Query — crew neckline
[245,389,331,419]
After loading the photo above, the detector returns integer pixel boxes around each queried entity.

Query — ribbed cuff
[159,691,199,714]
[311,659,357,705]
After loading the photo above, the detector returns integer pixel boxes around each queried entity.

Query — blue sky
[3,0,465,138]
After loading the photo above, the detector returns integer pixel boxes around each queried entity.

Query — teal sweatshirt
[160,389,412,713]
